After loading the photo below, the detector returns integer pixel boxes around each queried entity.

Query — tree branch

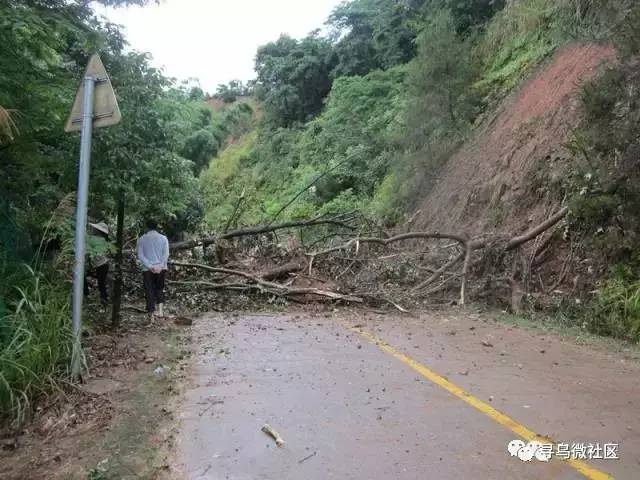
[170,214,356,252]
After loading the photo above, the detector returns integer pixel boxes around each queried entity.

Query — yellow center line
[353,327,613,480]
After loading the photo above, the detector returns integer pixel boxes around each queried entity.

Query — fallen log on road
[167,207,568,309]
[170,261,362,303]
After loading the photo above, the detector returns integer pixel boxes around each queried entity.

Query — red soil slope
[413,43,616,237]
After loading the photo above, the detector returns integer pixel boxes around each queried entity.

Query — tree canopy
[255,34,336,128]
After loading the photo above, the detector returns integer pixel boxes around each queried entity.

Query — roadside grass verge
[0,264,72,426]
[495,309,640,360]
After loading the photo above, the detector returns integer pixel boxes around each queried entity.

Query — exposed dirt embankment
[414,43,616,236]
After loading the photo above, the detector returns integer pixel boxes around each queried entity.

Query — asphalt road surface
[172,310,640,479]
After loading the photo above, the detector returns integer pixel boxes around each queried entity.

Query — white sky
[93,0,344,93]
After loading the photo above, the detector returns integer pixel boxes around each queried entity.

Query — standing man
[136,219,169,320]
[86,221,110,307]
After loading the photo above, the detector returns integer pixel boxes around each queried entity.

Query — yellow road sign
[65,54,121,132]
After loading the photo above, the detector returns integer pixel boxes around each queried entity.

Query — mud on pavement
[170,309,640,480]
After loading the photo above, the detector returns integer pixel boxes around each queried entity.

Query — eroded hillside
[413,43,616,236]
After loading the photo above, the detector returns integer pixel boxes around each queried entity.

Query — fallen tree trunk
[170,214,356,252]
[309,208,568,260]
[260,262,303,280]
[170,261,362,303]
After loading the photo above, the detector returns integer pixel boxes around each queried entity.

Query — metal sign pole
[70,75,96,379]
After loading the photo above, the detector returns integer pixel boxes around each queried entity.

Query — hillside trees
[255,34,336,127]
[406,9,480,146]
[327,0,425,76]
[292,67,407,201]
[215,80,253,103]
[433,0,506,32]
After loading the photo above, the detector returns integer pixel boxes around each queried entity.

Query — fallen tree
[167,207,569,309]
[170,260,362,303]
[303,207,568,305]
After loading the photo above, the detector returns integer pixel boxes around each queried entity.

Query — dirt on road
[170,308,640,480]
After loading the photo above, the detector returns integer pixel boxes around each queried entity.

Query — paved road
[173,310,640,479]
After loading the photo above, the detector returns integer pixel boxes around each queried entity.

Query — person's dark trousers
[95,264,109,305]
[85,264,109,305]
[143,270,166,313]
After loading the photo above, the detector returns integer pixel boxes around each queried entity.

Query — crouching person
[136,219,169,321]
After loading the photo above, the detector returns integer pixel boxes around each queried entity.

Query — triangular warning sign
[65,54,121,132]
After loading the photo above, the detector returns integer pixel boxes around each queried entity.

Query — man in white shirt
[136,219,169,319]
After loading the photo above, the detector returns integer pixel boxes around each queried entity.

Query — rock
[154,365,169,379]
[481,340,494,348]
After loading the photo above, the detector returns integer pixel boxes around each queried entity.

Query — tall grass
[477,0,565,94]
[476,0,625,95]
[589,277,640,341]
[0,263,72,425]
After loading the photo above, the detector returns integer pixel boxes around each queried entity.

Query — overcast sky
[93,0,344,93]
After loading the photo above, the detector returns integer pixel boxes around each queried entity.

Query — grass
[588,278,640,341]
[0,264,72,425]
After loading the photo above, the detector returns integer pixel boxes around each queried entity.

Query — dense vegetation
[0,0,250,422]
[2,0,640,424]
[202,0,635,227]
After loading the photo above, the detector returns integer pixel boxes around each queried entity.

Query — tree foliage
[215,80,253,103]
[327,0,424,76]
[255,34,336,127]
[430,0,506,33]
[0,0,254,243]
[407,9,480,146]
